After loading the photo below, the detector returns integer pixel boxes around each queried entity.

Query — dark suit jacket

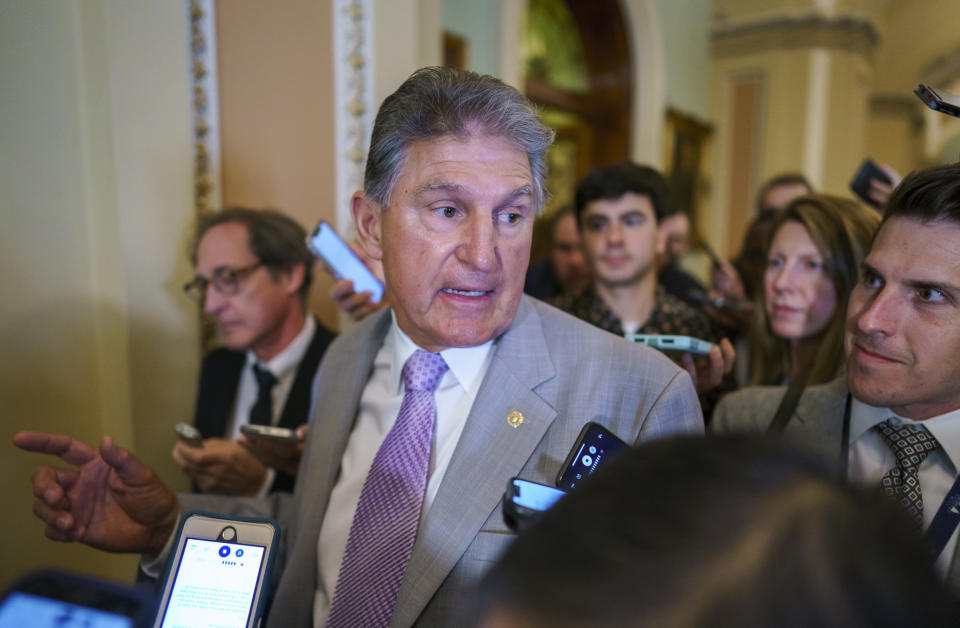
[192,318,335,492]
[179,297,703,626]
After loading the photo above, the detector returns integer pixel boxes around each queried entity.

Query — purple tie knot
[403,349,448,392]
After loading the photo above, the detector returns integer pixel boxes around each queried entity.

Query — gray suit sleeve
[636,369,704,442]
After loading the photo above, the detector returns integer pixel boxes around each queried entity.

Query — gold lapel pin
[507,411,524,428]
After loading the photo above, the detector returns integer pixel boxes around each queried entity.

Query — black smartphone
[915,84,960,118]
[556,422,629,490]
[240,424,299,444]
[0,570,157,628]
[850,158,892,208]
[502,478,567,533]
[174,422,203,447]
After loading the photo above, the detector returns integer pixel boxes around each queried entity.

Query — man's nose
[853,286,898,336]
[457,215,497,270]
[203,283,226,314]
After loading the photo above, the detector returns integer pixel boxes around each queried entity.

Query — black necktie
[249,363,278,426]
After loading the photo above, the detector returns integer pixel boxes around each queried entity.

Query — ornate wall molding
[333,0,374,236]
[188,0,221,217]
[187,0,221,351]
[711,14,879,61]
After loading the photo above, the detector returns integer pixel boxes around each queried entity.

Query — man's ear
[352,191,384,261]
[654,224,667,258]
[280,262,306,296]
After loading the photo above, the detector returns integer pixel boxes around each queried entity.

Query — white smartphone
[155,511,279,628]
[625,334,716,356]
[175,422,203,447]
[307,221,384,303]
[240,424,299,444]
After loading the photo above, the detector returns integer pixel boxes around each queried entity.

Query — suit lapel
[390,298,558,627]
[267,312,391,625]
[276,318,333,430]
[792,377,849,473]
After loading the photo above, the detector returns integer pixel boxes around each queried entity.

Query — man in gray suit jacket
[713,162,960,591]
[16,67,702,627]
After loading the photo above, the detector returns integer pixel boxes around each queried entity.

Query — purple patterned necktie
[326,349,448,628]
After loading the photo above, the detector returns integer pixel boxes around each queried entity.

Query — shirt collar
[851,397,960,471]
[385,310,494,399]
[246,315,316,379]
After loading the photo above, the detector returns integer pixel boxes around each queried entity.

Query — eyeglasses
[183,262,263,300]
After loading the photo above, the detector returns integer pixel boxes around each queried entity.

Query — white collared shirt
[227,315,316,496]
[227,315,317,439]
[848,399,960,576]
[313,313,495,626]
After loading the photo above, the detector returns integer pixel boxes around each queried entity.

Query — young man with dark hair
[551,161,733,393]
[175,207,335,496]
[714,162,960,589]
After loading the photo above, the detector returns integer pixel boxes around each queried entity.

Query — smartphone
[174,422,203,447]
[0,570,157,628]
[625,334,716,356]
[850,158,892,208]
[556,422,629,490]
[915,84,960,118]
[240,424,299,444]
[502,478,567,533]
[155,511,279,628]
[307,221,384,303]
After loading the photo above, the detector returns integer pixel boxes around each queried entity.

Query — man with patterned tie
[15,67,702,626]
[712,162,960,590]
[173,208,335,496]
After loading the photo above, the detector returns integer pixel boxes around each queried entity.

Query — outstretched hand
[14,431,179,555]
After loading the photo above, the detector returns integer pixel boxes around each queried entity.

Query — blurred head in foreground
[477,436,957,628]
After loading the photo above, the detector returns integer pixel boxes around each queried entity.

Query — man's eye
[584,218,606,232]
[498,211,522,225]
[862,271,883,289]
[917,287,947,304]
[437,206,457,218]
[622,214,645,227]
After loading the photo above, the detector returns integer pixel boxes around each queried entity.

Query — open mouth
[442,288,490,297]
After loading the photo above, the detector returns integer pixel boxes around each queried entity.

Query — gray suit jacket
[710,377,960,591]
[180,296,703,626]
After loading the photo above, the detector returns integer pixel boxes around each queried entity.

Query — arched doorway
[522,0,632,259]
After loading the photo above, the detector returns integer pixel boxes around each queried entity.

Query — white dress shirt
[313,313,494,626]
[848,399,960,577]
[227,315,316,496]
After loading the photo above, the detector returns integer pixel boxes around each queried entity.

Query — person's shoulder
[201,346,245,371]
[527,297,683,377]
[710,384,789,434]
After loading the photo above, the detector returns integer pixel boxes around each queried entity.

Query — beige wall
[2,0,198,588]
[216,0,339,330]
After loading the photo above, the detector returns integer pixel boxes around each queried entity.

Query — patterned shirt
[548,284,720,343]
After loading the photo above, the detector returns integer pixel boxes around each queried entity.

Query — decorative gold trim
[189,0,218,351]
[712,15,878,60]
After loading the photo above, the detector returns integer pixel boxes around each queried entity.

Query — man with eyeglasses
[175,207,335,496]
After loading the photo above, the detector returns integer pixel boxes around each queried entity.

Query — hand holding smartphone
[307,221,384,303]
[239,424,304,475]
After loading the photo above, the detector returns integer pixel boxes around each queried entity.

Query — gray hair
[364,66,555,211]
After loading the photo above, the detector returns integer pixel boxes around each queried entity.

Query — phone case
[157,511,280,628]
